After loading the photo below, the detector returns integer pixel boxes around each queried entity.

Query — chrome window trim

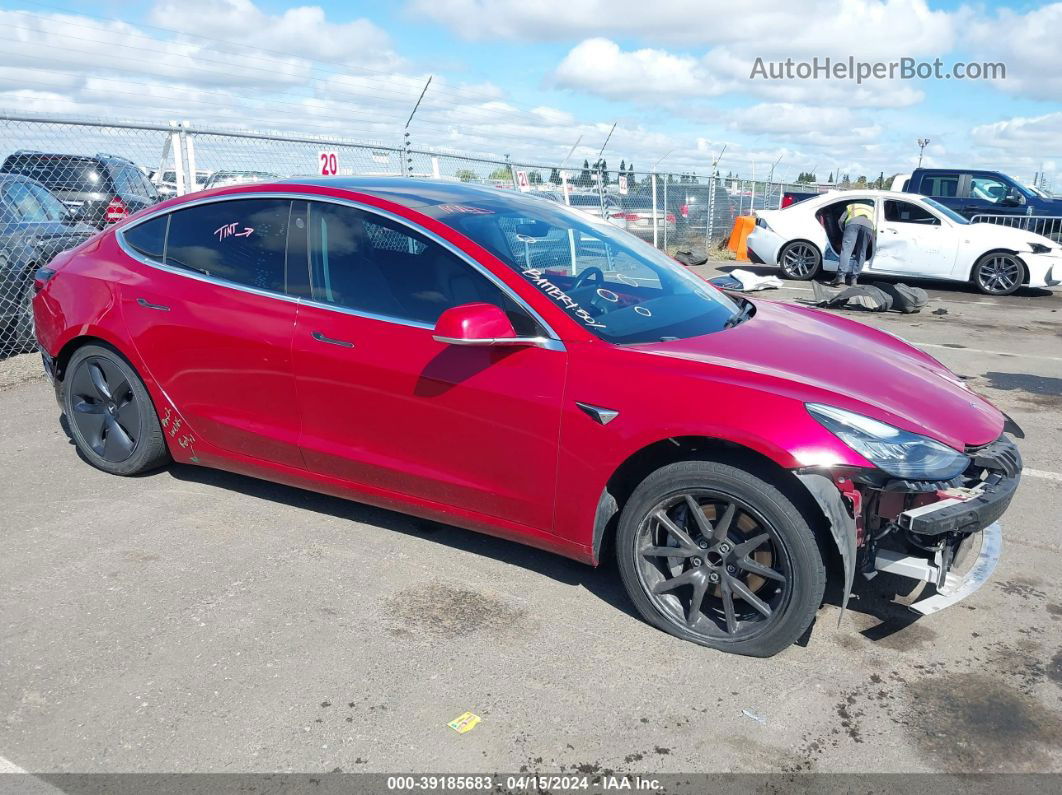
[117,191,566,351]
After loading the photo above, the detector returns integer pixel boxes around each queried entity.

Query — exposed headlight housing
[806,403,968,481]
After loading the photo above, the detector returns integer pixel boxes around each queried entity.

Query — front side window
[421,191,741,344]
[163,198,291,292]
[302,201,539,334]
[884,200,939,225]
[969,176,1009,204]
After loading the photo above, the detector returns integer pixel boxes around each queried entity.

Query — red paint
[33,179,1006,566]
[433,302,516,341]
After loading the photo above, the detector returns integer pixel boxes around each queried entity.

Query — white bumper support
[872,522,1002,615]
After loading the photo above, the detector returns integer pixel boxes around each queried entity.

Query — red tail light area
[105,197,128,223]
[781,195,795,208]
[613,212,640,221]
[665,212,676,223]
[680,204,689,218]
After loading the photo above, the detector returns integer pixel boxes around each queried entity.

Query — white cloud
[406,0,956,57]
[964,3,1062,102]
[148,0,403,69]
[970,112,1062,152]
[552,38,923,108]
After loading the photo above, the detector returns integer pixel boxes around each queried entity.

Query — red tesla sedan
[32,178,1022,656]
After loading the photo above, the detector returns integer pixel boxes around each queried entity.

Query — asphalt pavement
[1,263,1060,778]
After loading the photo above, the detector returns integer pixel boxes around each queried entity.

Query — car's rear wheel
[972,253,1023,295]
[778,241,821,280]
[62,344,170,476]
[616,460,826,657]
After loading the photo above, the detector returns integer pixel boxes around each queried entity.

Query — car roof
[809,189,933,201]
[272,176,530,210]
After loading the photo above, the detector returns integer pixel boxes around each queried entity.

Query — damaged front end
[798,428,1022,617]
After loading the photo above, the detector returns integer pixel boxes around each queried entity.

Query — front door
[871,199,958,277]
[290,199,566,531]
[119,197,304,467]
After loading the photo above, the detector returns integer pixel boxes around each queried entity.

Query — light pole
[917,138,930,168]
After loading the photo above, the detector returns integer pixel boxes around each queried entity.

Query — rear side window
[164,199,291,292]
[920,175,959,198]
[123,215,168,262]
[111,164,157,201]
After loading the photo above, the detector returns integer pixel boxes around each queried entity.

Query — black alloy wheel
[63,344,170,475]
[616,460,826,657]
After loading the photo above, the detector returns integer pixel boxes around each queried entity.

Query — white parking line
[0,754,59,794]
[1026,468,1062,483]
[917,342,1062,363]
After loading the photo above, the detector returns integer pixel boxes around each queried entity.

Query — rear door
[119,197,304,468]
[289,199,566,531]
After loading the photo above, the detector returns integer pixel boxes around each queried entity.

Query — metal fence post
[651,172,659,249]
[182,120,196,192]
[169,121,186,197]
[663,176,669,252]
[706,171,716,250]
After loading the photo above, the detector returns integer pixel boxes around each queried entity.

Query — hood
[635,299,1003,450]
[964,220,1060,251]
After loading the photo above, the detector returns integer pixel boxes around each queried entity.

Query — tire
[62,344,170,476]
[777,241,821,280]
[616,459,826,657]
[972,252,1023,296]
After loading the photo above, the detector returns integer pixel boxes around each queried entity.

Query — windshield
[922,198,969,225]
[422,190,741,344]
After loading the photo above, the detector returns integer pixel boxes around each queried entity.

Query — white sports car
[746,190,1062,295]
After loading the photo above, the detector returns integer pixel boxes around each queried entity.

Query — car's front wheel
[972,252,1023,295]
[777,241,821,280]
[616,459,826,657]
[62,344,170,476]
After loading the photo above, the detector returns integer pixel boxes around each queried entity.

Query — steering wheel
[572,266,604,291]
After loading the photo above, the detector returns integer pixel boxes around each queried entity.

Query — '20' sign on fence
[318,151,339,176]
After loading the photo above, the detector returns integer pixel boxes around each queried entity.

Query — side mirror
[1001,188,1024,207]
[432,302,547,348]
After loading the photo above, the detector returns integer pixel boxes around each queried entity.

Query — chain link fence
[0,112,825,359]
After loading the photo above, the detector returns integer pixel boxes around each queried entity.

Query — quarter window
[123,215,168,262]
[164,198,291,292]
[303,201,539,333]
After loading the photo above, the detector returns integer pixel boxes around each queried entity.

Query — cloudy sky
[0,0,1060,184]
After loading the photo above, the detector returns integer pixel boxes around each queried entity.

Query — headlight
[806,403,968,480]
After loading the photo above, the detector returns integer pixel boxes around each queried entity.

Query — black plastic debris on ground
[807,281,928,313]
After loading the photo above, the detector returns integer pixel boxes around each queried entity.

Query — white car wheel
[778,241,821,280]
[973,253,1023,296]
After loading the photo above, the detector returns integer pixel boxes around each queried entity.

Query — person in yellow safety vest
[827,200,875,287]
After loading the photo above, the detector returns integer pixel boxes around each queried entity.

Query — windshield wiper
[724,302,754,329]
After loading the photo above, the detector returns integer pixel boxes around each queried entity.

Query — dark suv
[0,151,159,229]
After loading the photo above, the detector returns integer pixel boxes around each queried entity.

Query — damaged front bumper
[797,432,1021,618]
[874,522,1001,615]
